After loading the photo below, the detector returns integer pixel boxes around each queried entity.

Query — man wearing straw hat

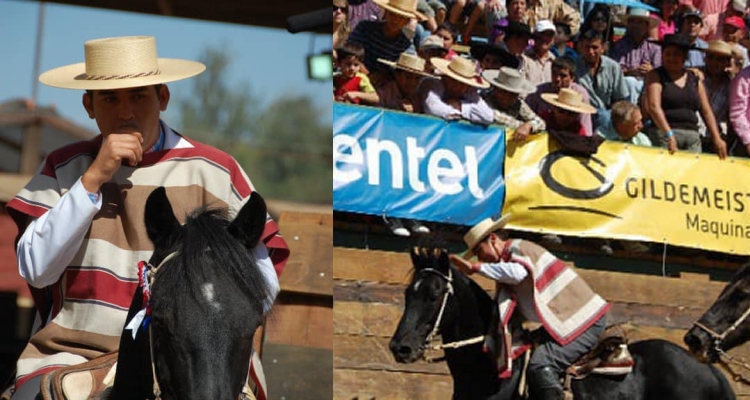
[420,56,494,123]
[377,51,435,112]
[450,215,609,400]
[3,36,288,400]
[348,0,426,86]
[540,88,605,155]
[610,8,662,104]
[482,67,546,141]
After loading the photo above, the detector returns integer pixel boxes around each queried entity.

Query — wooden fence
[333,246,750,399]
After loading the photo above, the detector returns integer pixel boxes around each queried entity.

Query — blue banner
[333,104,506,226]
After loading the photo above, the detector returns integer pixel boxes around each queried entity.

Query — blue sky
[0,0,332,132]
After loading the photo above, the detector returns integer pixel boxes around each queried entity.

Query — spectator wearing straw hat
[377,52,436,112]
[482,67,546,141]
[449,215,608,400]
[610,8,662,104]
[348,0,427,86]
[527,56,594,136]
[540,88,607,157]
[522,20,557,86]
[4,35,288,400]
[420,56,494,123]
[701,40,733,154]
[418,35,450,73]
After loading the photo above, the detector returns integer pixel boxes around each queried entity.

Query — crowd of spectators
[332,0,750,245]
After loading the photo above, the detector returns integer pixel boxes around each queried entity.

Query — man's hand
[636,62,653,76]
[512,123,533,142]
[713,136,728,160]
[82,132,143,193]
[667,136,677,154]
[449,254,478,275]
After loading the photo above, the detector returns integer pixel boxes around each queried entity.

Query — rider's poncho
[7,123,289,398]
[493,239,610,377]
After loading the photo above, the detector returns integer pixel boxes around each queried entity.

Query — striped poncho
[6,125,289,394]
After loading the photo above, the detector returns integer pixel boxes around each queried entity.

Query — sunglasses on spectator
[333,6,347,12]
[591,16,607,22]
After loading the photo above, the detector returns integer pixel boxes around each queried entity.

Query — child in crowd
[334,43,380,105]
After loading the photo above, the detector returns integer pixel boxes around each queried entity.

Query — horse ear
[144,187,181,249]
[228,191,267,250]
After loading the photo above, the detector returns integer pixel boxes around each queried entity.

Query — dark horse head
[685,264,750,363]
[389,245,504,399]
[110,187,270,399]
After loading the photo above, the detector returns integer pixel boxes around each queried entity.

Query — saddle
[565,324,635,378]
[39,352,118,400]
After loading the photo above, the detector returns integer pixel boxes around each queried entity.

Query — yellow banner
[503,134,750,255]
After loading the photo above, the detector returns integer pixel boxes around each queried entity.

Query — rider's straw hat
[463,214,512,259]
[39,36,206,90]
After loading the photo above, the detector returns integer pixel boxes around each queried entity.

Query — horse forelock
[157,207,269,318]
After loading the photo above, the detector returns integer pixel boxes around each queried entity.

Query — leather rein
[419,268,485,363]
[692,304,750,385]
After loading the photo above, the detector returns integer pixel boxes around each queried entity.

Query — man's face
[552,105,580,129]
[616,109,643,140]
[474,234,501,262]
[534,30,555,53]
[723,24,744,43]
[481,53,504,70]
[582,38,604,65]
[551,66,573,90]
[506,34,530,56]
[681,16,702,38]
[443,76,472,98]
[491,87,520,109]
[508,0,526,20]
[395,70,423,94]
[706,52,731,76]
[627,18,650,41]
[385,11,410,31]
[83,85,169,146]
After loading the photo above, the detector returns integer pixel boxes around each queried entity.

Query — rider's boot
[527,366,565,400]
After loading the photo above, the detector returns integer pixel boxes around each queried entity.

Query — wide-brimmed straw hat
[39,36,205,91]
[541,88,597,114]
[378,52,435,77]
[431,56,490,89]
[463,214,513,259]
[373,0,427,21]
[705,40,733,57]
[655,33,700,51]
[482,67,536,95]
[618,8,658,29]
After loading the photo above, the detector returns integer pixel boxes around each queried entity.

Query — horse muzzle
[389,338,423,363]
[684,327,719,363]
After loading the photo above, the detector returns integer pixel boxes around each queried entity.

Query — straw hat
[541,88,597,114]
[482,67,536,95]
[378,52,435,77]
[705,40,733,57]
[419,35,448,53]
[430,56,490,89]
[462,214,512,259]
[619,8,658,29]
[373,0,427,21]
[39,36,206,91]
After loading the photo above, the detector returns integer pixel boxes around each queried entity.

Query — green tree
[177,45,332,204]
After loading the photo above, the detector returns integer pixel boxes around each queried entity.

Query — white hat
[463,214,512,259]
[430,56,490,89]
[378,52,436,77]
[482,67,536,95]
[534,20,557,34]
[618,8,659,29]
[541,88,597,114]
[39,36,206,90]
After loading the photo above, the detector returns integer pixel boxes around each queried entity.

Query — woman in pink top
[649,0,679,40]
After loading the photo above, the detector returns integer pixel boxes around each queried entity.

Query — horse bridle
[418,268,484,362]
[692,304,750,384]
[142,251,178,400]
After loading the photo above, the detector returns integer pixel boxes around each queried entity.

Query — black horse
[108,187,271,399]
[685,264,750,366]
[390,245,735,400]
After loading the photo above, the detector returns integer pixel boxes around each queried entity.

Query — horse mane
[158,206,270,313]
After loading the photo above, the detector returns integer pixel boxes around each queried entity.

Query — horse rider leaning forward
[450,215,609,400]
[2,36,289,400]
